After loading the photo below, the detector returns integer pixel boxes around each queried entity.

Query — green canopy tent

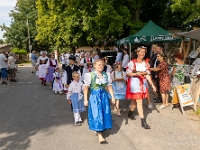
[117,20,180,45]
[117,20,181,59]
[128,20,180,44]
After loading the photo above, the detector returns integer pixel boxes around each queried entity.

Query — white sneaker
[55,91,57,94]
[148,103,153,109]
[59,91,62,94]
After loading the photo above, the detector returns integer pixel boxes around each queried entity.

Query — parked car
[100,50,117,66]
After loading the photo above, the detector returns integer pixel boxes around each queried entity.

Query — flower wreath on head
[114,61,121,66]
[135,46,147,53]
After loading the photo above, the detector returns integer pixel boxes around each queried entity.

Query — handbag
[184,76,191,84]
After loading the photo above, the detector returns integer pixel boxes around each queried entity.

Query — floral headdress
[135,46,147,53]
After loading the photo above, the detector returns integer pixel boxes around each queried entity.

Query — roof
[132,20,169,37]
[0,44,11,48]
[176,30,200,40]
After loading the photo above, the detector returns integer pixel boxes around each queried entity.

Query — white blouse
[36,56,48,65]
[126,61,150,74]
[67,81,83,100]
[84,72,112,87]
[46,59,58,68]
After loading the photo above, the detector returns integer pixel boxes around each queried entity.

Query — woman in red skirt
[126,46,156,129]
[150,53,171,109]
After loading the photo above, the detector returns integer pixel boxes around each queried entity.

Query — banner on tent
[151,35,174,42]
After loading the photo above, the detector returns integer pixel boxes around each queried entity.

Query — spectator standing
[150,53,171,109]
[0,50,9,85]
[115,49,123,63]
[122,49,129,71]
[31,51,37,73]
[152,44,164,103]
[8,53,17,82]
[171,52,185,108]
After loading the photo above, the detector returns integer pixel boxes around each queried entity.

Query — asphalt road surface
[0,66,136,150]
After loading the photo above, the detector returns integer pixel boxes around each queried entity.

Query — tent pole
[129,43,131,60]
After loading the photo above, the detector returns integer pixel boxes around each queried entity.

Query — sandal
[159,105,166,109]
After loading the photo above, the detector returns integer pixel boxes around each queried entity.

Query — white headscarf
[40,51,47,55]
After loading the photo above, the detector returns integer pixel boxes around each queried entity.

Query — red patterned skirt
[126,77,148,100]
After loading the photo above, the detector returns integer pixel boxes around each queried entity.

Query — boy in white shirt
[67,71,85,126]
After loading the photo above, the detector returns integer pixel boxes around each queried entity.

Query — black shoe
[2,82,9,85]
[128,110,135,120]
[43,81,46,86]
[11,79,17,82]
[75,122,82,126]
[71,104,73,112]
[153,98,162,103]
[141,118,150,129]
[41,80,44,85]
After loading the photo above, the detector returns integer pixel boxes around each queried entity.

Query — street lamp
[27,19,32,53]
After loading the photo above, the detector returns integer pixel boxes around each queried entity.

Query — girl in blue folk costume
[84,59,115,144]
[111,62,126,116]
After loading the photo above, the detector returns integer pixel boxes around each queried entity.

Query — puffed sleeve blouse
[84,72,112,86]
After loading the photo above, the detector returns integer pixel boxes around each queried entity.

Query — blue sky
[0,0,17,39]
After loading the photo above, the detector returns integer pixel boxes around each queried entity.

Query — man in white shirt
[8,53,17,82]
[115,49,123,63]
[0,50,9,85]
[80,52,94,81]
[122,49,129,71]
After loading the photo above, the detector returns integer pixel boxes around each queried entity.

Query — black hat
[69,55,76,61]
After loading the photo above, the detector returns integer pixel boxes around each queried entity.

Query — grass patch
[18,62,31,66]
[196,106,200,116]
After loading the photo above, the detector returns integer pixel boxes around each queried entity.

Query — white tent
[176,30,200,40]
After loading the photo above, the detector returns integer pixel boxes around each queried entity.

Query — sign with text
[176,84,194,115]
[151,35,174,42]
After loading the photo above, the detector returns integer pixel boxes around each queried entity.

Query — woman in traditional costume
[45,53,59,89]
[36,51,48,86]
[126,46,156,129]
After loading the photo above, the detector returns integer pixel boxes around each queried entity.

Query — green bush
[11,48,27,55]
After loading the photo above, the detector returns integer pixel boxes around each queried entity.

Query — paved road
[0,66,136,150]
[1,66,200,150]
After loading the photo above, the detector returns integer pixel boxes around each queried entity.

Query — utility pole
[27,19,32,53]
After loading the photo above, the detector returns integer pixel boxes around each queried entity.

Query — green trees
[170,0,200,28]
[1,0,199,52]
[0,0,48,51]
[36,0,149,50]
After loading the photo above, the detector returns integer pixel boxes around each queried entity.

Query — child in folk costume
[62,55,81,111]
[111,62,126,116]
[53,67,63,94]
[80,51,94,81]
[36,51,48,86]
[84,59,115,143]
[67,72,85,126]
[103,57,112,73]
[45,53,59,89]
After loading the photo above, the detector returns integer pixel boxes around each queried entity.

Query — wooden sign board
[175,84,196,115]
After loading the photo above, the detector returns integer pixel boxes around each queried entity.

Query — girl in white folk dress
[53,67,63,94]
[67,71,85,126]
